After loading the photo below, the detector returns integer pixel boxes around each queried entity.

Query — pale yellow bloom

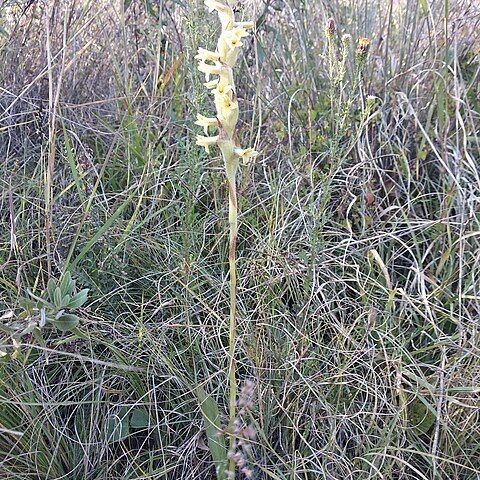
[196,0,258,167]
[195,114,219,135]
[215,94,238,135]
[215,93,237,111]
[196,134,219,154]
[198,60,233,86]
[234,147,259,164]
[197,61,222,77]
[217,27,250,65]
[195,47,219,63]
[234,21,254,30]
[204,0,234,31]
[224,32,244,51]
[204,79,219,89]
[218,32,243,65]
[231,26,251,38]
[212,82,233,97]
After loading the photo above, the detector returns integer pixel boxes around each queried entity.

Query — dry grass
[0,0,479,479]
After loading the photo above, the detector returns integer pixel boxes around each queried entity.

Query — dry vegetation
[0,0,479,479]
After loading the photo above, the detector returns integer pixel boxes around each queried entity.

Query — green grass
[0,0,479,478]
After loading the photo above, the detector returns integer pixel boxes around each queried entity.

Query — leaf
[62,294,71,307]
[130,409,150,428]
[158,53,185,94]
[67,289,89,308]
[410,399,436,434]
[26,289,51,308]
[70,326,89,340]
[0,324,15,335]
[47,278,57,302]
[53,287,63,308]
[39,307,47,327]
[67,188,139,271]
[19,323,37,336]
[60,271,74,297]
[106,411,130,443]
[61,122,86,205]
[51,313,79,332]
[196,385,227,480]
[32,327,46,349]
[419,0,428,16]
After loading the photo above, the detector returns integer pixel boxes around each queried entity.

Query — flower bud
[325,18,336,38]
[341,33,351,46]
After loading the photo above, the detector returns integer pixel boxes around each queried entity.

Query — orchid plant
[195,1,257,478]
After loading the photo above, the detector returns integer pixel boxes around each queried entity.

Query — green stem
[328,35,335,137]
[225,162,238,476]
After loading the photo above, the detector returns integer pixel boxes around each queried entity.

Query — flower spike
[194,2,258,478]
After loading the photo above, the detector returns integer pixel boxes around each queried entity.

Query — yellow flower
[204,79,220,90]
[212,82,233,97]
[231,26,251,38]
[215,94,238,136]
[197,61,222,77]
[225,33,243,51]
[234,21,255,30]
[195,114,218,135]
[198,60,233,85]
[204,0,234,31]
[218,32,243,65]
[214,93,237,115]
[217,26,250,65]
[195,47,219,63]
[234,147,259,164]
[196,134,219,154]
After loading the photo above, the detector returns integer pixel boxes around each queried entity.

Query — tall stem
[328,35,335,137]
[225,161,238,475]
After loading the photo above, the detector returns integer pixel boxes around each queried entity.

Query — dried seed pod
[357,37,370,59]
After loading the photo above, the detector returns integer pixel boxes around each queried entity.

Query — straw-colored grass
[0,0,479,478]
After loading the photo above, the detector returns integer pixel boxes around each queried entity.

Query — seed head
[341,33,351,46]
[325,18,336,38]
[357,37,370,59]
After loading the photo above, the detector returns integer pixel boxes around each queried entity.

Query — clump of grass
[0,0,479,479]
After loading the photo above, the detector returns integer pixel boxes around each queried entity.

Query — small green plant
[0,272,88,360]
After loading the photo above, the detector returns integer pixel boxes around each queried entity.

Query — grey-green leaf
[47,278,57,301]
[196,385,227,480]
[130,409,150,429]
[52,313,79,332]
[32,327,46,349]
[67,289,89,308]
[106,414,130,443]
[53,287,63,308]
[60,271,72,296]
